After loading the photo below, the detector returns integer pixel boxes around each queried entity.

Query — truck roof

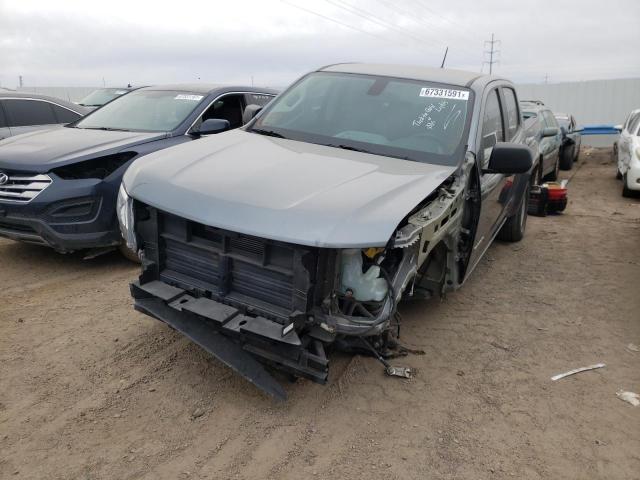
[318,63,493,88]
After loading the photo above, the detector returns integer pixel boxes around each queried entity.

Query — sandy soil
[1,147,639,480]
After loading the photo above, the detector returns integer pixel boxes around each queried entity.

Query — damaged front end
[128,171,470,400]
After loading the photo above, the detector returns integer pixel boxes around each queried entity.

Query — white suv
[616,109,640,197]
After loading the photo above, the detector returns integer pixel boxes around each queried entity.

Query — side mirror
[542,127,558,138]
[194,118,230,136]
[242,104,264,125]
[560,126,568,136]
[485,143,533,175]
[614,124,623,132]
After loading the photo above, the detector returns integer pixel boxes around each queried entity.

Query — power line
[372,0,473,50]
[412,0,483,44]
[323,0,439,49]
[483,33,500,74]
[279,0,400,46]
[368,0,484,66]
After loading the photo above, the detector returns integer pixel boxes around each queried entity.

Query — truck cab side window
[502,87,519,140]
[481,89,504,167]
[3,99,58,127]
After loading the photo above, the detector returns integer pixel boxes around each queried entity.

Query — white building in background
[517,77,640,147]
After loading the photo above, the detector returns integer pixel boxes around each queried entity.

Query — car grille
[0,172,52,203]
[155,211,316,321]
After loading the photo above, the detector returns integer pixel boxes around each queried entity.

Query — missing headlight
[52,152,137,180]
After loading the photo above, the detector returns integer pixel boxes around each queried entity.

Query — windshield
[75,90,206,132]
[555,116,570,129]
[78,88,130,107]
[251,72,472,165]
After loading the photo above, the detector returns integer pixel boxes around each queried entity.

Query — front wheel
[559,145,574,170]
[498,183,529,242]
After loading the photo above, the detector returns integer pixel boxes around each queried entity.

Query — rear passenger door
[3,99,60,136]
[0,103,10,140]
[475,86,508,254]
[541,110,561,171]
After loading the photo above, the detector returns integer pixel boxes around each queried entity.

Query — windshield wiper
[327,144,373,154]
[78,126,132,132]
[251,128,286,139]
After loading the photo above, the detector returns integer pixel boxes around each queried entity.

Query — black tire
[119,242,141,263]
[559,144,574,170]
[498,183,529,242]
[616,168,623,180]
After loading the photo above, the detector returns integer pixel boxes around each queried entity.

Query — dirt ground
[1,147,639,480]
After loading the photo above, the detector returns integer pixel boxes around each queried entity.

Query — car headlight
[116,183,137,252]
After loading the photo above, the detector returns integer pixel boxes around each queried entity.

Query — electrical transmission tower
[483,33,500,74]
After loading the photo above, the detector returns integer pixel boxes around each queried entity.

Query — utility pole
[483,33,500,74]
[544,73,550,84]
[19,75,23,88]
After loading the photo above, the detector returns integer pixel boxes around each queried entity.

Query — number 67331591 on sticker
[419,87,469,100]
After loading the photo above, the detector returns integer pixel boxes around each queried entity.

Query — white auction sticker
[419,88,469,100]
[175,94,204,101]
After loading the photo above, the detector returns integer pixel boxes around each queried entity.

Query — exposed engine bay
[130,163,479,400]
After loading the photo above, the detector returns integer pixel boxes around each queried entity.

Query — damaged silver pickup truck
[118,64,533,400]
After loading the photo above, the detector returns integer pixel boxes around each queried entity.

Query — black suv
[0,84,276,256]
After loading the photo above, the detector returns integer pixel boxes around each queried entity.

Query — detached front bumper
[0,173,121,252]
[131,279,329,400]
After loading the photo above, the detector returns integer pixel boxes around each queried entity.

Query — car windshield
[75,90,206,132]
[78,88,130,107]
[251,72,472,165]
[555,116,570,129]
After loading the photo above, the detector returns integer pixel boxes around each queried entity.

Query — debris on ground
[626,343,640,353]
[385,366,413,379]
[616,391,640,407]
[191,407,205,419]
[551,363,605,381]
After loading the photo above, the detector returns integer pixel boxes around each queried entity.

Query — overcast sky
[1,0,639,89]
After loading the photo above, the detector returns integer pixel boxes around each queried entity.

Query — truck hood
[0,127,168,173]
[124,130,458,248]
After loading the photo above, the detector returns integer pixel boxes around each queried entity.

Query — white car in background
[615,109,640,197]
